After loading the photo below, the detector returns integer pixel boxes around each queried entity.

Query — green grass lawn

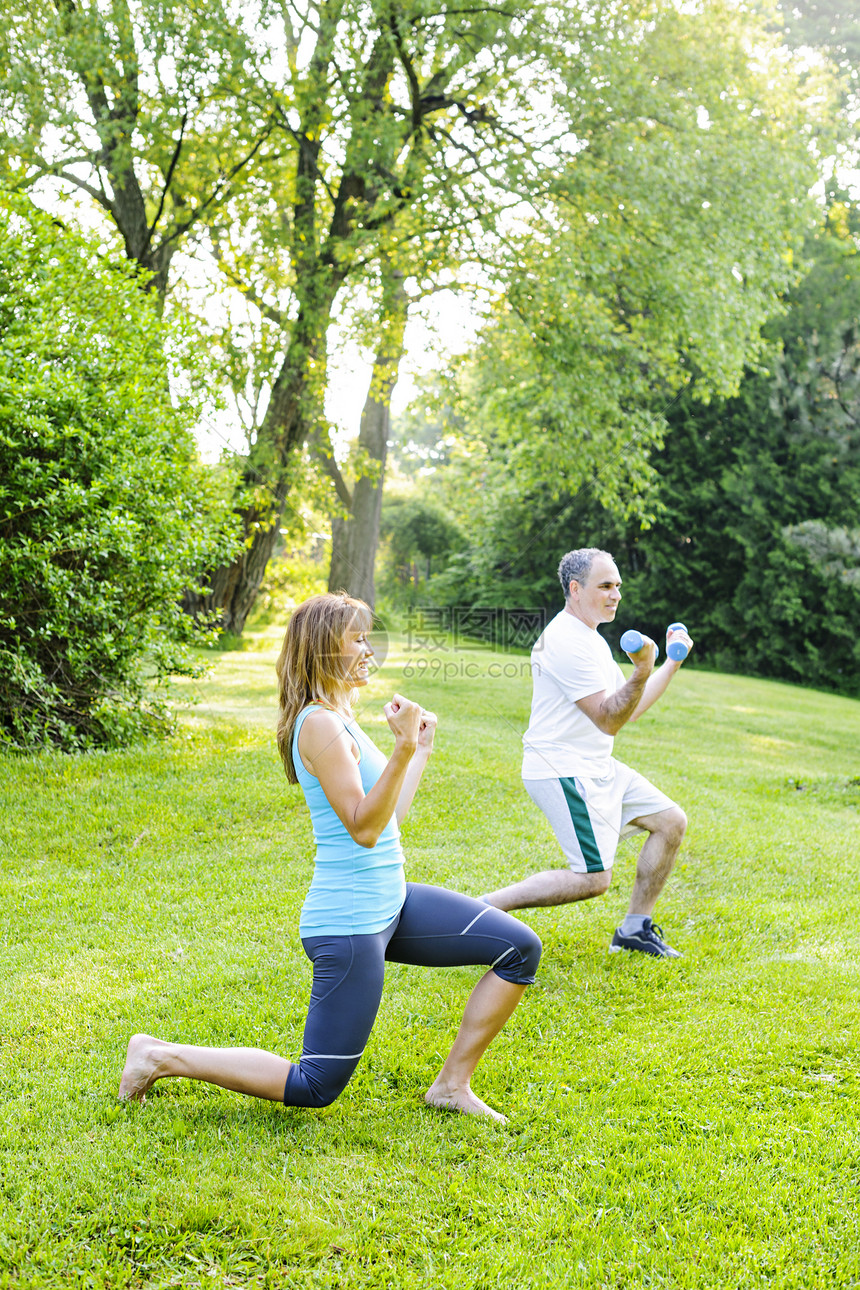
[1,637,859,1288]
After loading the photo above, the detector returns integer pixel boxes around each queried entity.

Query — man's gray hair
[558,548,614,599]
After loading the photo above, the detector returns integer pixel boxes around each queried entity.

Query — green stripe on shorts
[558,777,605,873]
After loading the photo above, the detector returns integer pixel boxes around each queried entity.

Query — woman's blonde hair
[276,592,373,783]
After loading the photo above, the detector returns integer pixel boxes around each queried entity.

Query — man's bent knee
[594,870,613,896]
[664,806,687,845]
[633,806,686,846]
[576,869,612,898]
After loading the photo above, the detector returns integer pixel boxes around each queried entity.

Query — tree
[327,0,823,612]
[0,0,271,300]
[783,520,860,588]
[1,0,551,629]
[0,0,827,637]
[611,202,860,692]
[0,196,239,749]
[779,2,860,85]
[183,0,570,632]
[327,267,408,604]
[454,0,820,520]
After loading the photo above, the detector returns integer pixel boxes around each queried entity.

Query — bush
[0,197,240,750]
[376,496,465,606]
[615,381,860,694]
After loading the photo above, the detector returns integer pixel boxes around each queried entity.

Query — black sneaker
[609,919,682,958]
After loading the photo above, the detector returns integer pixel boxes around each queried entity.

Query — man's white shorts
[523,760,677,873]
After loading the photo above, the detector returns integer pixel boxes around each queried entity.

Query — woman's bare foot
[424,1080,508,1123]
[118,1033,171,1102]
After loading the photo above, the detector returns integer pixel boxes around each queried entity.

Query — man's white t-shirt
[522,610,624,779]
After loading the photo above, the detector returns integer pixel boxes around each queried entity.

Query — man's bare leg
[118,1034,291,1103]
[480,868,611,912]
[626,807,687,917]
[425,973,527,1123]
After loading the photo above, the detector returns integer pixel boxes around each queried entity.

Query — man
[481,547,692,957]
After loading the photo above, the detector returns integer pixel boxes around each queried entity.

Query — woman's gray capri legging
[282,882,541,1108]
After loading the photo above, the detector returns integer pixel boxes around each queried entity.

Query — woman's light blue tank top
[292,705,406,936]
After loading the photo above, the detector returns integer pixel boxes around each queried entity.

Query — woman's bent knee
[493,921,542,986]
[521,925,542,981]
[283,1059,357,1109]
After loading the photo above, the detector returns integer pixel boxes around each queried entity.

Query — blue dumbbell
[620,629,653,656]
[666,621,689,661]
[621,625,690,660]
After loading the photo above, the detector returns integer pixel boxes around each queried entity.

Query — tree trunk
[327,275,408,607]
[182,488,288,634]
[184,289,338,634]
[327,402,390,604]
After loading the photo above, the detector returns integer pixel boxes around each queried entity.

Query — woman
[119,593,541,1121]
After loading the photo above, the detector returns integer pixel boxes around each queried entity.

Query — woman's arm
[395,709,437,824]
[297,695,422,848]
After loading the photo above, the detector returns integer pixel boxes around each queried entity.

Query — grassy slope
[1,639,859,1289]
